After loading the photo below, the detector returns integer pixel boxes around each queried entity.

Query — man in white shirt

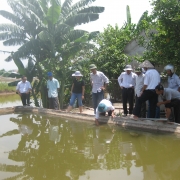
[47,72,60,110]
[95,99,115,125]
[89,64,109,114]
[16,76,32,106]
[118,65,137,116]
[132,60,160,119]
[155,84,180,123]
[134,67,146,118]
[164,64,180,92]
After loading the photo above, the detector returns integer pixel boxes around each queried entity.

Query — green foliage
[90,24,137,79]
[141,0,180,71]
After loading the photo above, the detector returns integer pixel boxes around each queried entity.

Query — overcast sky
[0,0,153,71]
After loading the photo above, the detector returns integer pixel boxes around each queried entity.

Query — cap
[155,84,164,91]
[47,72,53,76]
[72,71,83,77]
[98,103,107,113]
[134,67,142,72]
[89,64,97,69]
[124,65,133,71]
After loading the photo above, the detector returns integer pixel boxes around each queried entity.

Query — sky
[0,0,153,71]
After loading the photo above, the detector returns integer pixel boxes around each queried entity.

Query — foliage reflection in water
[0,113,180,180]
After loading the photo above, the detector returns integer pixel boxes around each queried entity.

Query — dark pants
[100,110,113,116]
[49,97,59,110]
[133,90,158,118]
[92,91,104,114]
[122,88,134,115]
[165,99,180,123]
[135,95,146,118]
[21,93,30,106]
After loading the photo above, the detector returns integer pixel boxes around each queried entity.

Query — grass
[0,82,16,93]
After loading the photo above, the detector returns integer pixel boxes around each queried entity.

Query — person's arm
[71,83,74,93]
[176,76,180,92]
[118,73,123,89]
[101,73,109,90]
[157,100,171,106]
[47,81,49,91]
[26,82,32,94]
[57,80,60,92]
[82,86,85,99]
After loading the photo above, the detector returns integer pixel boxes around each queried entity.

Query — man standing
[118,65,137,116]
[134,67,146,118]
[47,72,60,110]
[89,64,109,114]
[155,84,180,123]
[164,64,180,92]
[16,76,32,106]
[132,60,160,119]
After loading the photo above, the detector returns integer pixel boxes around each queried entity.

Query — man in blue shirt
[47,72,60,110]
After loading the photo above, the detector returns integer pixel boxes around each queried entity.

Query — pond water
[0,113,180,180]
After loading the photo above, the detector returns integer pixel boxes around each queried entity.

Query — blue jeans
[92,91,104,114]
[69,93,83,106]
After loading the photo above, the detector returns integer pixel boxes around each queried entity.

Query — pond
[0,113,180,180]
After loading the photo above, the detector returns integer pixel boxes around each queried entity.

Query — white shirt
[95,99,115,119]
[47,78,60,98]
[135,73,145,97]
[118,72,137,88]
[168,73,180,90]
[90,71,109,93]
[144,69,160,89]
[16,80,32,93]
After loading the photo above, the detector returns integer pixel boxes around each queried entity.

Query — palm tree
[0,0,104,108]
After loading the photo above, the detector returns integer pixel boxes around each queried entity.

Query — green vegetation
[0,82,16,93]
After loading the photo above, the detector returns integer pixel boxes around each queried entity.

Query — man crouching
[155,84,180,123]
[95,99,115,125]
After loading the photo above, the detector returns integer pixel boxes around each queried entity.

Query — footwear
[130,115,139,120]
[122,114,127,117]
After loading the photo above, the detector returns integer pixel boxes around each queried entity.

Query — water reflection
[0,113,180,180]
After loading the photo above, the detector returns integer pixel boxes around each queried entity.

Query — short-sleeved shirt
[144,69,160,89]
[135,74,145,97]
[168,73,180,90]
[72,78,85,94]
[118,72,137,88]
[16,81,32,93]
[90,71,109,93]
[162,88,180,100]
[95,99,115,119]
[47,78,60,98]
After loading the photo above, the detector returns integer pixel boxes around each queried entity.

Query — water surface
[0,113,180,180]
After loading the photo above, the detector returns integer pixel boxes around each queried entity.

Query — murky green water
[0,94,22,107]
[1,113,180,180]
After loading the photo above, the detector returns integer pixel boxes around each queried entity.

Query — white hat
[72,71,83,77]
[124,65,133,71]
[139,60,154,68]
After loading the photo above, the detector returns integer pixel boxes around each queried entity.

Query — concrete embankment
[0,106,180,134]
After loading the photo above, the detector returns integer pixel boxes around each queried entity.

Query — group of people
[16,61,180,124]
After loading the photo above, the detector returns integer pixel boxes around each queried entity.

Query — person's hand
[82,95,84,99]
[157,102,162,106]
[26,91,29,94]
[101,87,106,90]
[139,91,143,97]
[112,114,115,118]
[120,86,123,89]
[18,92,21,96]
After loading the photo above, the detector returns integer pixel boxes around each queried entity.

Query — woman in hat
[67,71,85,113]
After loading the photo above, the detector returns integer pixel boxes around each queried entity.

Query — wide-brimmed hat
[134,67,142,72]
[98,103,107,113]
[89,64,97,69]
[47,72,53,76]
[72,71,83,77]
[124,65,133,71]
[139,60,154,68]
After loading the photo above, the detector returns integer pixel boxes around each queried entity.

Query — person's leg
[53,97,59,110]
[122,88,128,115]
[149,91,158,118]
[108,110,112,116]
[147,101,150,118]
[26,93,30,105]
[155,106,160,118]
[67,93,76,112]
[128,88,134,114]
[141,101,147,118]
[97,90,104,104]
[133,90,150,117]
[77,93,83,113]
[21,93,26,106]
[49,98,53,109]
[92,93,98,114]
